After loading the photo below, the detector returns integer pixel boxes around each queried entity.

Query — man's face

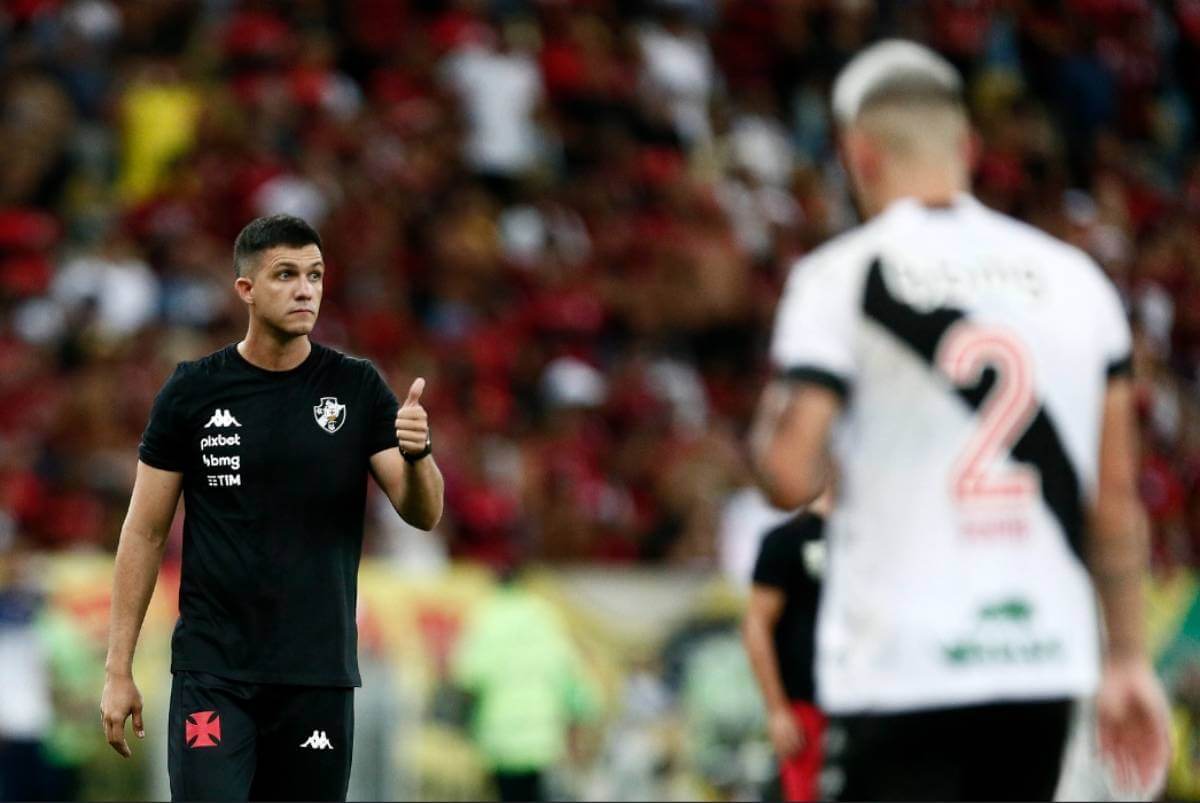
[237,244,324,336]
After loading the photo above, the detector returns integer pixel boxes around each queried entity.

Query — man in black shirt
[99,215,444,801]
[743,507,826,802]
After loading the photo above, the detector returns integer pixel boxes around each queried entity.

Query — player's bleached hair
[832,40,967,162]
[233,214,323,277]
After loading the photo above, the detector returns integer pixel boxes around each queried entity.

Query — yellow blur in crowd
[117,75,200,203]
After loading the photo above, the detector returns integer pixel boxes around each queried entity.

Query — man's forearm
[1090,491,1151,661]
[749,380,839,509]
[743,617,791,713]
[398,456,444,531]
[105,525,168,676]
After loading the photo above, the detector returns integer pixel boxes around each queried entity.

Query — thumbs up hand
[403,378,425,408]
[395,378,432,460]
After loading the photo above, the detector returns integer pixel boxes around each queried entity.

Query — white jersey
[770,194,1131,714]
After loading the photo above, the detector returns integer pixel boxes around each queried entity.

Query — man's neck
[237,328,312,372]
[866,165,968,218]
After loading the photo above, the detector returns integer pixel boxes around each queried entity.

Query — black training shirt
[139,342,399,687]
[751,513,824,702]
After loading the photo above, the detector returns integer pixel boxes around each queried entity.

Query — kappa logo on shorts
[300,730,334,750]
[185,711,221,748]
[313,397,346,434]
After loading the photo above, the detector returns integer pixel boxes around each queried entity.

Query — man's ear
[234,275,254,305]
[842,128,880,185]
[965,128,982,174]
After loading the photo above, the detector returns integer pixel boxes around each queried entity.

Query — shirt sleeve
[138,364,190,472]
[1093,269,1133,379]
[363,362,401,458]
[769,252,859,397]
[751,526,795,590]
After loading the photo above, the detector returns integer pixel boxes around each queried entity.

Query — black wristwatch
[401,431,433,463]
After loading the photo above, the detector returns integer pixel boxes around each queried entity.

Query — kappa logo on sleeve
[313,397,346,434]
[204,408,241,428]
[185,711,221,748]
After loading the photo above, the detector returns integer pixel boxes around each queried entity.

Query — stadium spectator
[0,550,52,802]
[452,564,599,801]
[443,17,549,189]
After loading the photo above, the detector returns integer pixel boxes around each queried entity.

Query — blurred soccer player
[99,215,444,801]
[742,494,829,802]
[751,40,1170,801]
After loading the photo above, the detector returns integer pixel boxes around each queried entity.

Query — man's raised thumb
[404,377,426,407]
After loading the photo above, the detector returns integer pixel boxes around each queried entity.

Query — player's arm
[1090,376,1150,661]
[1089,375,1170,790]
[101,460,182,758]
[749,379,841,510]
[752,252,853,509]
[742,582,803,757]
[369,378,444,531]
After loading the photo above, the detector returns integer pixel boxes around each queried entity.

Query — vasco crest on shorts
[313,397,346,434]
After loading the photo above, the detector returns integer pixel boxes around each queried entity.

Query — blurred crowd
[1,0,1199,570]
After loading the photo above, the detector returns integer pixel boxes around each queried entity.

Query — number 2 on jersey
[937,323,1040,504]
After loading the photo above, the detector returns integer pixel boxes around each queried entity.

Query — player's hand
[101,672,145,758]
[767,705,804,758]
[396,377,430,456]
[1096,656,1170,795]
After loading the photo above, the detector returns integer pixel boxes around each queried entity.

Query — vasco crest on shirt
[313,397,346,434]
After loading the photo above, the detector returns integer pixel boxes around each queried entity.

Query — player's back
[771,194,1131,713]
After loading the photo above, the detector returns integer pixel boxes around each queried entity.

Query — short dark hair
[232,215,323,277]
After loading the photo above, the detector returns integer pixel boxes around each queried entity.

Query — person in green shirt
[452,567,599,801]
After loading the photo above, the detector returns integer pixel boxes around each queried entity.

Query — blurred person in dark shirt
[743,495,828,802]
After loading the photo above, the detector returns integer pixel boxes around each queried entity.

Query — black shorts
[167,670,355,802]
[823,698,1072,801]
